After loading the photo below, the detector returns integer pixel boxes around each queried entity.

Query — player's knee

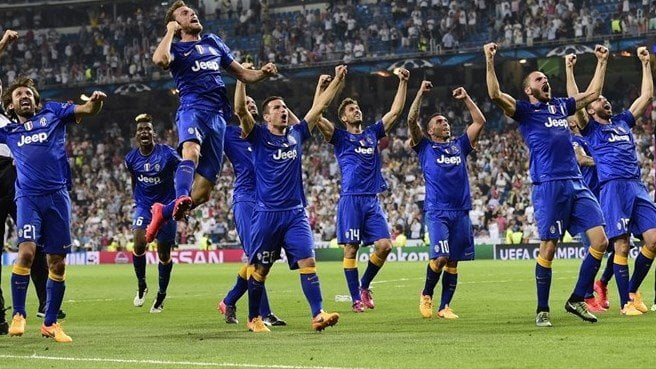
[16,247,35,268]
[612,238,630,255]
[181,142,201,164]
[253,264,271,278]
[158,249,172,263]
[435,256,448,269]
[446,260,458,268]
[592,236,609,251]
[297,257,316,269]
[343,244,359,259]
[375,239,393,254]
[133,243,147,255]
[48,259,66,277]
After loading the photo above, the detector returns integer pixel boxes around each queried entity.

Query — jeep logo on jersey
[608,134,630,143]
[355,146,374,155]
[544,117,568,128]
[17,132,47,147]
[137,175,161,184]
[273,148,297,161]
[436,155,461,165]
[191,60,220,72]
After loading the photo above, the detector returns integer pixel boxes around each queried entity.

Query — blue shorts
[132,206,177,244]
[233,201,255,256]
[249,208,315,270]
[176,106,227,184]
[336,195,390,245]
[16,189,72,254]
[426,210,475,261]
[533,179,605,240]
[600,179,656,240]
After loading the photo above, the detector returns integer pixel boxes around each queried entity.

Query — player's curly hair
[1,76,41,120]
[337,98,359,122]
[165,0,187,25]
[135,113,153,124]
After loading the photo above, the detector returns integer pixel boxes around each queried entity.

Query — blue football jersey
[512,97,581,183]
[0,101,75,197]
[571,134,599,194]
[124,144,179,208]
[581,111,639,185]
[247,120,311,211]
[413,135,473,211]
[224,125,255,203]
[169,33,234,117]
[330,121,387,195]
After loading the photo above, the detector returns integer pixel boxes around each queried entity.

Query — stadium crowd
[1,0,655,87]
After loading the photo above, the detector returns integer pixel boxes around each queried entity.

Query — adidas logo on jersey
[17,132,48,147]
[137,175,161,184]
[608,134,630,142]
[355,146,374,155]
[191,60,220,72]
[544,117,568,128]
[273,148,297,161]
[436,155,461,165]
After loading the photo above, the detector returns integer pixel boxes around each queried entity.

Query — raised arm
[234,76,256,137]
[565,53,589,128]
[629,47,654,119]
[0,29,18,56]
[572,45,609,111]
[407,80,432,146]
[457,88,486,145]
[74,91,107,121]
[573,143,595,167]
[313,74,337,141]
[381,67,409,134]
[484,43,517,117]
[226,61,277,83]
[152,22,180,69]
[304,65,348,130]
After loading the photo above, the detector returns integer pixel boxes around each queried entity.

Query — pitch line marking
[0,354,366,369]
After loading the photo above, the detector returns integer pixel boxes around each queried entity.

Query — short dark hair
[165,0,187,24]
[1,76,41,118]
[134,113,153,124]
[425,112,444,131]
[262,96,284,115]
[337,98,358,121]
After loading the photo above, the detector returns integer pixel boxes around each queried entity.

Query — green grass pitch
[2,260,656,369]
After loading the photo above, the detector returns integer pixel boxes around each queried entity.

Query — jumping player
[125,114,180,313]
[315,67,409,313]
[1,77,106,342]
[147,0,277,242]
[241,66,347,333]
[485,42,610,327]
[408,81,486,320]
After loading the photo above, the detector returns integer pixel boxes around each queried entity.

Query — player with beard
[125,114,180,313]
[315,68,408,313]
[407,81,486,320]
[147,0,277,243]
[569,47,656,316]
[486,42,610,327]
[1,77,106,342]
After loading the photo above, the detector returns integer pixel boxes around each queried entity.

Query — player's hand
[565,53,577,68]
[594,45,609,61]
[166,21,181,34]
[417,80,433,96]
[88,91,107,102]
[0,30,18,46]
[394,67,409,81]
[260,62,277,77]
[484,42,497,59]
[241,62,254,69]
[318,74,332,90]
[637,46,650,63]
[334,64,348,79]
[452,87,469,100]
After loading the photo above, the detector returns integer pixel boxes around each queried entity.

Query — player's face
[588,95,612,120]
[10,86,37,118]
[341,103,363,126]
[428,115,450,141]
[174,6,203,35]
[264,99,289,127]
[246,96,259,117]
[525,72,551,102]
[135,122,155,147]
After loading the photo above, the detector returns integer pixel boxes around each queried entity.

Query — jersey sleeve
[457,133,474,156]
[0,127,7,144]
[245,123,264,145]
[168,43,179,70]
[296,120,311,143]
[211,34,235,69]
[372,120,386,139]
[412,137,429,154]
[563,97,576,115]
[168,145,182,167]
[619,110,636,128]
[580,119,596,137]
[511,100,530,123]
[328,127,344,147]
[47,101,77,126]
